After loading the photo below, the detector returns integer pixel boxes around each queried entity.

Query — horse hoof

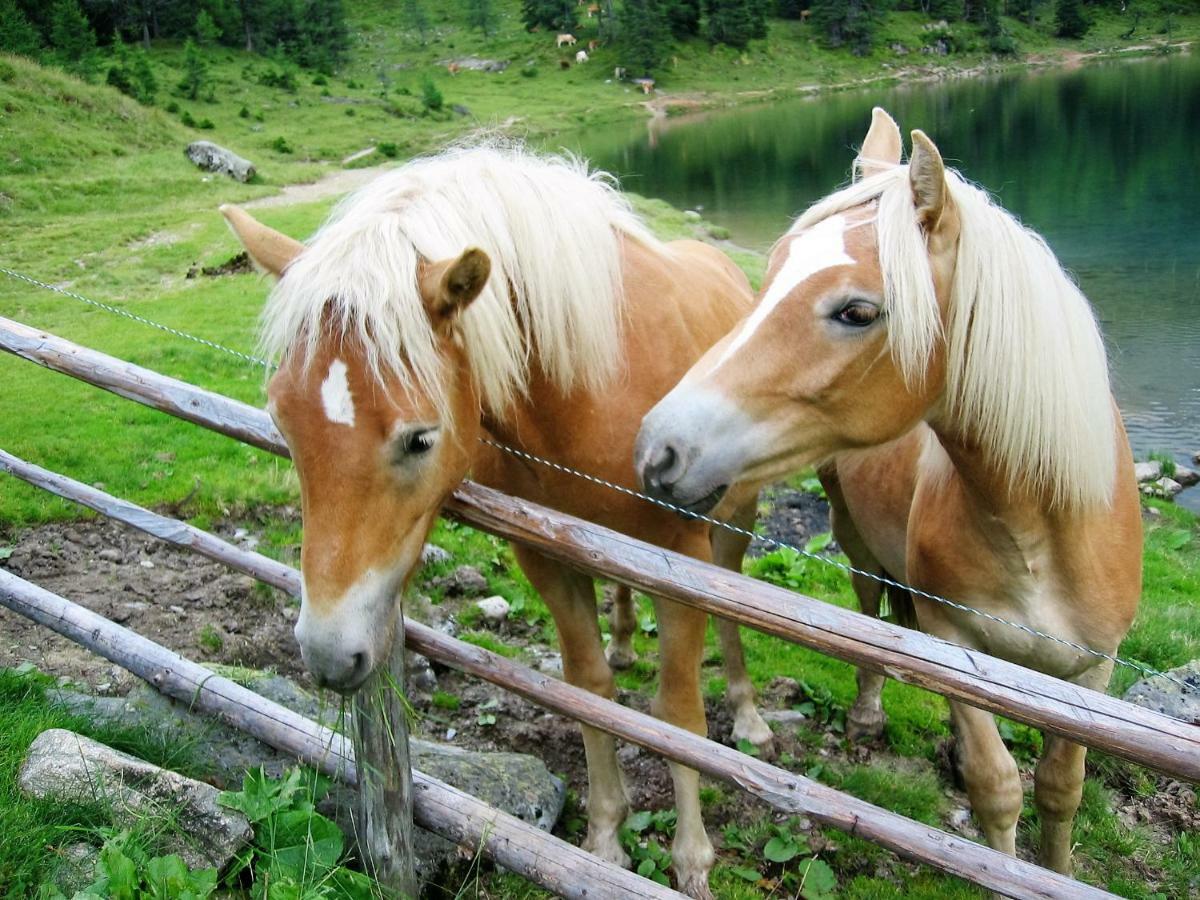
[731,717,777,761]
[675,872,715,900]
[583,832,631,870]
[606,644,637,670]
[846,709,887,743]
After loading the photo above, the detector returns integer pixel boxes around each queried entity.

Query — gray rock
[49,671,565,886]
[762,709,808,725]
[475,595,511,624]
[49,842,99,896]
[20,729,252,871]
[536,653,563,677]
[185,141,256,182]
[1123,659,1200,725]
[1143,476,1183,499]
[1134,460,1163,483]
[420,543,451,567]
[435,564,489,596]
[445,56,509,72]
[1173,464,1199,488]
[408,652,439,692]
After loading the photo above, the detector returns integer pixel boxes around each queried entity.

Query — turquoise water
[569,53,1200,505]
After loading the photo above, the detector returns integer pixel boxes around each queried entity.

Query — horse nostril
[351,652,367,679]
[644,442,685,496]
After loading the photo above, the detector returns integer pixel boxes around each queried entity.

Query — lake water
[568,53,1200,508]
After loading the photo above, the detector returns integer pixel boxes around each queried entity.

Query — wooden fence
[2,314,1196,899]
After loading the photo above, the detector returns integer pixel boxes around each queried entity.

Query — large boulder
[19,729,253,871]
[185,141,256,182]
[1123,660,1200,725]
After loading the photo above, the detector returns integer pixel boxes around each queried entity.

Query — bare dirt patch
[0,515,304,694]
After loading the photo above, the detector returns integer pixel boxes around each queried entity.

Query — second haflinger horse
[220,145,773,898]
[636,109,1141,873]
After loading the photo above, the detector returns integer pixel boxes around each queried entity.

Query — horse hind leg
[824,471,889,742]
[512,546,630,869]
[605,583,638,670]
[710,498,775,759]
[1035,660,1114,874]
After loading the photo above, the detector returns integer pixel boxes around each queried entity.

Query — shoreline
[636,38,1194,124]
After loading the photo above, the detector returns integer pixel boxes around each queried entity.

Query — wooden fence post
[352,628,418,898]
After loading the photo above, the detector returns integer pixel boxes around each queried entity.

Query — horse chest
[914,551,1100,681]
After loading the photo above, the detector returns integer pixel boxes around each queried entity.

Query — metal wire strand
[2,262,1190,696]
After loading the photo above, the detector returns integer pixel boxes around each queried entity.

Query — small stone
[421,543,451,567]
[475,595,511,624]
[948,807,972,831]
[408,653,438,692]
[762,709,808,725]
[1156,477,1183,497]
[1124,659,1200,724]
[445,727,457,741]
[19,729,252,870]
[98,549,121,563]
[1134,460,1163,483]
[139,559,155,569]
[1172,465,1199,488]
[536,653,562,677]
[439,565,488,596]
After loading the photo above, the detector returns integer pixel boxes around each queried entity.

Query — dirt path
[242,165,390,209]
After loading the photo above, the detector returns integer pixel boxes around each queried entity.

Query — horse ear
[220,205,304,278]
[908,130,948,234]
[420,247,492,330]
[857,107,902,179]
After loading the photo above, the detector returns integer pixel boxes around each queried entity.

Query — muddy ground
[1,487,1194,894]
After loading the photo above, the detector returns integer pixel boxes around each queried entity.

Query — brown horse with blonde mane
[220,145,772,898]
[636,109,1141,874]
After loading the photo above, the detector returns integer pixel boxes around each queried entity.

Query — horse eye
[832,300,880,328]
[398,428,438,458]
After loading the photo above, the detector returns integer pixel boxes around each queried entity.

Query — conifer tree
[177,37,207,99]
[1054,0,1088,36]
[619,0,670,72]
[664,0,700,37]
[810,0,886,54]
[466,0,497,35]
[704,0,764,48]
[49,0,97,73]
[0,0,40,56]
[195,10,220,45]
[522,0,577,32]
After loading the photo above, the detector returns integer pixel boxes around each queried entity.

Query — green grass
[0,668,211,894]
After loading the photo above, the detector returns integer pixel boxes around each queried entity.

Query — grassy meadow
[2,1,1200,896]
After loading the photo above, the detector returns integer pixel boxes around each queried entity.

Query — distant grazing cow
[614,66,626,80]
[556,33,577,47]
[586,3,600,16]
[447,62,460,75]
[575,49,589,63]
[800,8,811,19]
[587,39,600,50]
[632,77,655,94]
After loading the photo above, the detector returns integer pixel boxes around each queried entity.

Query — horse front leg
[950,701,1022,857]
[710,498,774,758]
[512,546,630,869]
[652,591,715,900]
[1035,660,1113,874]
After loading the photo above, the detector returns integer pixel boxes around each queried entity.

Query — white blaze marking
[711,214,854,372]
[320,359,355,426]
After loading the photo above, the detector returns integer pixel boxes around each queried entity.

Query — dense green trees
[0,0,350,72]
[618,0,671,70]
[704,0,767,47]
[809,0,887,54]
[522,0,578,32]
[1055,0,1090,35]
[466,0,498,35]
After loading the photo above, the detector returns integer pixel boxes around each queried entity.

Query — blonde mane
[795,165,1116,511]
[260,144,659,420]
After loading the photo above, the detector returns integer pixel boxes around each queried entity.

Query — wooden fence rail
[0,448,1119,900]
[0,569,686,900]
[3,315,1196,780]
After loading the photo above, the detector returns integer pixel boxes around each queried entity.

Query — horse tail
[884,581,918,631]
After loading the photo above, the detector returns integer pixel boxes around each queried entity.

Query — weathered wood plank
[1,316,1194,781]
[0,453,1119,899]
[0,570,685,900]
